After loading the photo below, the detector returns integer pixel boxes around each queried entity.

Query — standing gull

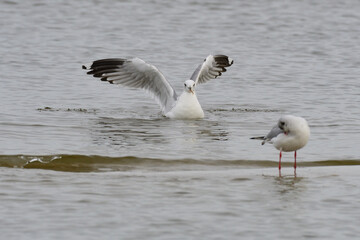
[251,115,310,176]
[82,55,233,119]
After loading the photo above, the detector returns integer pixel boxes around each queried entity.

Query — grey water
[1,0,360,239]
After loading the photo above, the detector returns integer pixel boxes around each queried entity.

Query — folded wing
[250,125,284,145]
[190,55,233,85]
[82,58,177,113]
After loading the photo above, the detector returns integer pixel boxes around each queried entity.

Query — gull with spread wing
[82,55,233,119]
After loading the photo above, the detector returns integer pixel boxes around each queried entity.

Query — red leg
[279,151,282,170]
[294,151,297,177]
[279,151,282,177]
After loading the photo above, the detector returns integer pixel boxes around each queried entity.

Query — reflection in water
[259,175,308,218]
[262,174,307,205]
[89,116,229,159]
[93,117,168,146]
[274,176,305,195]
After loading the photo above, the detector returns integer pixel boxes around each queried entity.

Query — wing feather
[263,125,284,145]
[251,125,284,145]
[83,57,177,113]
[190,55,233,85]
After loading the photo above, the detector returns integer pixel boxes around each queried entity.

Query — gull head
[278,117,289,135]
[277,115,310,136]
[184,80,196,94]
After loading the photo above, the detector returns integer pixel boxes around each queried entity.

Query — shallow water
[1,0,360,239]
[1,166,360,240]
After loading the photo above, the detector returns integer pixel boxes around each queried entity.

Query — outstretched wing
[82,58,177,113]
[190,55,233,85]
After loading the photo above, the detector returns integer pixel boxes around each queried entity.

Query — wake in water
[37,107,98,113]
[0,155,359,173]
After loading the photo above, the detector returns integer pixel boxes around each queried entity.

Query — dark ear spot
[278,121,285,129]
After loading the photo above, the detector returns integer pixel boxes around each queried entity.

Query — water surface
[1,0,360,239]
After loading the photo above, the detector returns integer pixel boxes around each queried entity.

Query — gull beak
[188,88,194,94]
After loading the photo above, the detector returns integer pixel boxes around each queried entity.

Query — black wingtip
[250,136,266,145]
[82,65,87,69]
[250,136,265,140]
[213,55,234,67]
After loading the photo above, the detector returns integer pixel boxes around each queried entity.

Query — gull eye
[184,83,186,86]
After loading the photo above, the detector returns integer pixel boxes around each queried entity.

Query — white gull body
[82,55,233,119]
[251,115,310,176]
[165,80,204,119]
